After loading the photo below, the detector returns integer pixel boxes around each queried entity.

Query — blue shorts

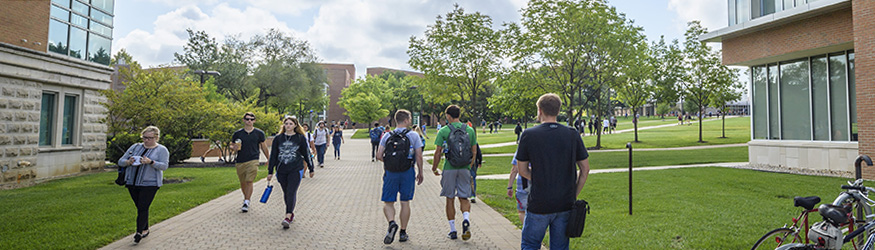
[382,167,416,202]
[516,190,529,211]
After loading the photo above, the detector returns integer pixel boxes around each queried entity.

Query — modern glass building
[702,0,875,176]
[48,0,114,65]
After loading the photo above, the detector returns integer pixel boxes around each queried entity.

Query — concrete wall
[749,140,859,172]
[0,43,111,187]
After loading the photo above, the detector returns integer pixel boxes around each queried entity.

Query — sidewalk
[477,162,749,180]
[100,130,522,249]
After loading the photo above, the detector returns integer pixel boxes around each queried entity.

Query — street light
[409,86,423,126]
[193,70,221,85]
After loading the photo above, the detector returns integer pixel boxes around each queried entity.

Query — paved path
[479,143,748,157]
[101,131,522,249]
[477,162,749,180]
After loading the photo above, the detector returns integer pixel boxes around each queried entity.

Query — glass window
[88,34,111,65]
[68,27,87,59]
[51,5,69,21]
[62,95,77,145]
[763,0,777,15]
[48,20,69,55]
[40,93,56,146]
[811,56,829,140]
[737,0,750,24]
[90,8,112,26]
[783,0,794,10]
[90,20,111,37]
[796,0,806,6]
[829,53,849,141]
[71,13,88,28]
[91,0,114,13]
[780,59,811,140]
[848,52,857,141]
[71,0,88,15]
[51,0,70,8]
[768,64,780,139]
[752,66,768,139]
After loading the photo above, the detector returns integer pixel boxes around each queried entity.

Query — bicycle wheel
[752,228,801,250]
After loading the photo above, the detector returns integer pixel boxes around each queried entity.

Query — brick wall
[853,0,875,179]
[723,7,854,65]
[0,0,50,52]
[320,63,354,126]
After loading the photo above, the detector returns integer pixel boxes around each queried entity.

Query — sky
[112,0,729,80]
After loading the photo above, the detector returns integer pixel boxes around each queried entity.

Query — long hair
[279,116,306,135]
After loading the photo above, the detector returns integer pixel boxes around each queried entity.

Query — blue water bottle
[259,180,273,203]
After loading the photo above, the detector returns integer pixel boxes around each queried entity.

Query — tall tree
[490,70,544,128]
[680,21,739,142]
[650,36,684,118]
[173,29,219,72]
[249,29,327,114]
[408,4,501,126]
[338,75,391,131]
[615,41,653,142]
[709,70,744,138]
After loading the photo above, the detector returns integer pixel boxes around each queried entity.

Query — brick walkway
[100,131,522,249]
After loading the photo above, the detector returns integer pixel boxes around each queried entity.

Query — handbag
[114,167,126,186]
[259,179,273,203]
[566,199,590,238]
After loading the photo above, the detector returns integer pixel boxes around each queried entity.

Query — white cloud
[243,0,327,15]
[667,0,727,33]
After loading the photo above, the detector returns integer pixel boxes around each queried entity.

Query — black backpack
[446,124,473,167]
[383,129,413,172]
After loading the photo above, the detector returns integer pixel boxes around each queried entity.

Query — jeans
[127,186,159,233]
[315,144,327,165]
[469,166,478,197]
[371,142,379,160]
[521,210,571,250]
[333,139,342,158]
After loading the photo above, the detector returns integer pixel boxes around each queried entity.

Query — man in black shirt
[230,112,271,213]
[516,93,590,250]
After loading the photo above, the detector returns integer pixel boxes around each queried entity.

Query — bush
[106,132,192,164]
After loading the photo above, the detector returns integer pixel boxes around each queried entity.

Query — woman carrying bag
[118,126,170,244]
[267,116,315,229]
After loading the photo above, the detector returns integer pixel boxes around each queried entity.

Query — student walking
[313,121,330,168]
[332,123,344,160]
[118,126,170,244]
[508,150,530,225]
[516,93,591,250]
[267,116,315,229]
[431,105,478,241]
[230,112,270,213]
[370,123,385,162]
[514,123,523,143]
[301,123,317,178]
[376,110,425,244]
[469,145,483,203]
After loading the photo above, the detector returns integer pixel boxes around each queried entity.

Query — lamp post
[409,86,423,126]
[193,70,221,85]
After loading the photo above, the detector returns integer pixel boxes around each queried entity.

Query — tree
[490,70,543,128]
[709,70,744,138]
[680,21,738,142]
[249,29,327,114]
[651,36,684,118]
[656,102,672,119]
[174,29,219,72]
[615,42,653,142]
[338,75,391,131]
[408,4,501,126]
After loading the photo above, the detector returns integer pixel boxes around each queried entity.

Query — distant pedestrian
[517,93,590,250]
[432,105,478,241]
[377,110,424,244]
[514,123,523,143]
[588,119,594,135]
[313,121,330,167]
[267,116,315,229]
[602,118,610,134]
[489,122,494,134]
[301,123,316,178]
[469,144,482,203]
[481,120,487,133]
[332,123,344,160]
[118,126,170,244]
[200,140,224,163]
[370,123,385,162]
[230,112,270,213]
[678,113,683,125]
[414,125,428,149]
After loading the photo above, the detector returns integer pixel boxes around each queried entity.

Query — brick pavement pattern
[100,131,522,249]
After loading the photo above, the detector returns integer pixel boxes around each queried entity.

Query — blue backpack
[370,127,384,144]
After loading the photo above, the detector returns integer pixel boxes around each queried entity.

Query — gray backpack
[446,124,472,167]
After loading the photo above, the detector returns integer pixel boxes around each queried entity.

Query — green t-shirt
[434,122,478,170]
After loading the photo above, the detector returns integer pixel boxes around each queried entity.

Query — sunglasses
[142,136,157,140]
[244,118,256,121]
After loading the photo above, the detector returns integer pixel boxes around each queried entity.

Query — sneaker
[399,230,409,242]
[133,232,144,243]
[372,158,375,162]
[218,158,225,163]
[447,231,458,240]
[461,219,471,241]
[241,203,249,213]
[470,198,476,203]
[200,156,205,163]
[384,221,398,244]
[320,164,324,168]
[282,218,291,229]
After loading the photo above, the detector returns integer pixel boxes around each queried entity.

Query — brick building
[319,63,355,127]
[702,0,874,177]
[0,0,115,187]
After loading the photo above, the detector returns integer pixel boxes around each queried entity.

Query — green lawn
[475,146,749,176]
[477,167,866,249]
[583,116,750,149]
[0,166,269,250]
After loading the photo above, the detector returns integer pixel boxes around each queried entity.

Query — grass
[0,165,269,250]
[474,146,749,176]
[477,167,870,249]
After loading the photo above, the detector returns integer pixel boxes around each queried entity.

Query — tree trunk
[633,106,639,142]
[721,111,726,138]
[698,106,704,143]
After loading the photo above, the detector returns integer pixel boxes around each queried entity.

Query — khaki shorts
[236,160,259,183]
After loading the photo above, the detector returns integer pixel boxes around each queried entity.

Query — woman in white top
[312,121,331,167]
[301,123,317,177]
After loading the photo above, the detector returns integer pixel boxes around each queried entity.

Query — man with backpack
[431,105,478,241]
[370,122,384,162]
[376,110,424,244]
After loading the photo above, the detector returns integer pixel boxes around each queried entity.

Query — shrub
[106,132,192,164]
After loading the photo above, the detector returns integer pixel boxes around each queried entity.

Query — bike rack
[855,155,873,180]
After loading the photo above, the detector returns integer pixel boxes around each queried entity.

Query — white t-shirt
[313,128,330,145]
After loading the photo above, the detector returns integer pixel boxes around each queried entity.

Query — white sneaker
[241,203,249,213]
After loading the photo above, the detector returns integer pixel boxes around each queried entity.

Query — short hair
[141,126,160,138]
[395,109,411,123]
[243,112,256,119]
[445,105,461,119]
[537,93,561,117]
[374,122,380,127]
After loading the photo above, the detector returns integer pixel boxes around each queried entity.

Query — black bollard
[626,142,632,215]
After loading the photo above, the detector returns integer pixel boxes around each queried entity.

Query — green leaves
[338,76,391,126]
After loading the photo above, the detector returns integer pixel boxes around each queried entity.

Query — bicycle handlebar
[843,185,866,191]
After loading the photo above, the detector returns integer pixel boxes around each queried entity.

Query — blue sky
[112,0,728,79]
